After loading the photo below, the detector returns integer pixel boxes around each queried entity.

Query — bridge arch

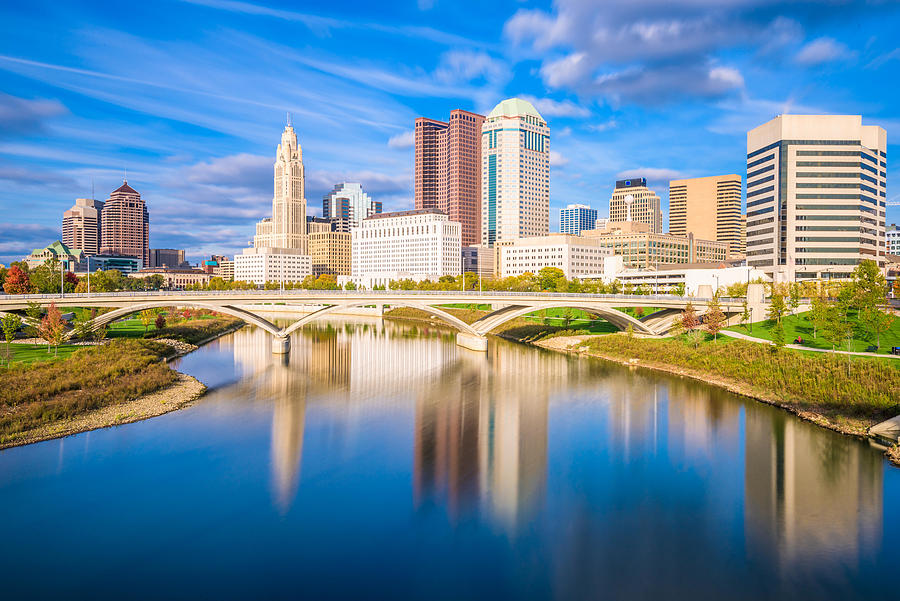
[471,302,656,336]
[77,301,281,338]
[279,301,480,338]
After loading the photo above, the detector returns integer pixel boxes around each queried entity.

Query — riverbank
[0,317,243,450]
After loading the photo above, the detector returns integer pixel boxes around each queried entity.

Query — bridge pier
[456,332,488,352]
[272,336,291,354]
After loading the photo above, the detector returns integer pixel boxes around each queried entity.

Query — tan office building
[100,180,149,267]
[62,198,104,256]
[669,174,743,256]
[609,178,663,233]
[583,221,727,269]
[746,115,887,282]
[309,231,351,276]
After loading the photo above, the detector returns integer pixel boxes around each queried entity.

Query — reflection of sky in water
[0,318,897,600]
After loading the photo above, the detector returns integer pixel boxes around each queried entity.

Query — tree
[850,259,887,312]
[561,308,576,328]
[808,292,828,340]
[139,309,155,333]
[343,281,357,290]
[824,299,851,352]
[860,305,894,350]
[704,297,726,342]
[38,303,66,355]
[740,299,751,332]
[92,323,108,343]
[680,302,701,346]
[24,301,43,338]
[155,313,167,331]
[3,265,33,294]
[788,283,801,316]
[767,289,788,349]
[1,313,22,363]
[671,282,686,297]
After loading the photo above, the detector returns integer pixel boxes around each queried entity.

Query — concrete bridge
[0,289,755,352]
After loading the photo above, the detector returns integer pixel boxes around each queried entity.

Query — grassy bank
[0,339,177,441]
[726,309,900,355]
[144,317,243,345]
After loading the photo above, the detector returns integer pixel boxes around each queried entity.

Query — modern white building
[746,114,887,282]
[560,204,597,236]
[587,260,771,296]
[234,247,311,285]
[888,223,899,255]
[594,217,609,232]
[481,98,550,247]
[499,234,612,279]
[350,209,461,288]
[323,182,382,227]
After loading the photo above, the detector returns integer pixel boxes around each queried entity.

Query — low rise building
[582,222,727,269]
[234,247,311,286]
[560,204,597,236]
[499,234,612,279]
[130,267,212,289]
[87,254,142,274]
[309,230,351,276]
[150,248,187,268]
[25,240,85,271]
[351,209,461,287]
[888,223,899,255]
[589,262,770,295]
[462,245,495,278]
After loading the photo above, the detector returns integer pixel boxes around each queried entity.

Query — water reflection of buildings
[744,405,883,571]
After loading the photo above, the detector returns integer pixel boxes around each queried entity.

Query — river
[1,318,898,600]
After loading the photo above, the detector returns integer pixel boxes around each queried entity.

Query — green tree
[788,283,801,316]
[860,305,895,350]
[850,259,887,312]
[1,313,22,363]
[24,301,43,338]
[139,309,155,333]
[824,299,851,352]
[561,308,576,328]
[343,281,357,290]
[671,282,686,296]
[808,292,828,340]
[704,297,726,342]
[740,299,751,332]
[767,289,788,349]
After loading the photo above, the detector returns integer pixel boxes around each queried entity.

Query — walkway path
[721,329,899,360]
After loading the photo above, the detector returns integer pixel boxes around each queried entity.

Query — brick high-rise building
[415,109,485,246]
[62,197,104,255]
[100,180,149,266]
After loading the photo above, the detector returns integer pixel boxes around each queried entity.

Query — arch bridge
[0,290,751,353]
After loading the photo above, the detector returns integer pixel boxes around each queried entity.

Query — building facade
[130,267,212,289]
[253,120,308,253]
[87,254,142,274]
[234,247,311,285]
[323,183,382,227]
[62,198,104,255]
[746,114,887,281]
[462,245,495,278]
[669,174,743,256]
[351,209,461,285]
[415,109,485,246]
[499,234,612,279]
[887,223,899,255]
[583,223,727,269]
[560,204,598,236]
[309,230,351,276]
[25,240,84,271]
[150,248,186,268]
[481,98,550,247]
[608,178,662,233]
[100,180,149,266]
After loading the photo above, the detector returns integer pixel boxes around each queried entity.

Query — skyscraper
[62,197,104,255]
[608,178,662,234]
[746,114,887,282]
[669,174,743,256]
[254,119,308,253]
[100,180,149,266]
[481,98,550,247]
[415,109,485,245]
[560,204,597,235]
[323,182,382,227]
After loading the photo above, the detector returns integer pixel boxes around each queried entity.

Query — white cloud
[587,119,618,132]
[540,53,589,88]
[617,167,684,183]
[794,37,852,65]
[388,130,415,149]
[550,150,569,167]
[521,95,590,118]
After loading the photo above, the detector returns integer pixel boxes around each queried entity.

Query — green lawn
[2,343,81,366]
[107,317,159,339]
[726,310,900,355]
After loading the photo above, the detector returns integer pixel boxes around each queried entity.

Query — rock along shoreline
[0,323,244,451]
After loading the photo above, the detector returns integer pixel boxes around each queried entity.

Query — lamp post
[60,260,65,297]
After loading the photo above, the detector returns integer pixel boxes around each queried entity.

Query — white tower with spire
[254,116,308,253]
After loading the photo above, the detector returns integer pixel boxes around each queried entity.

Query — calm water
[1,318,899,600]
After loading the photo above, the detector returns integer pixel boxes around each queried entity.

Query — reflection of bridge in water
[0,289,759,352]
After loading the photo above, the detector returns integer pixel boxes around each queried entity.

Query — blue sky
[1,0,899,265]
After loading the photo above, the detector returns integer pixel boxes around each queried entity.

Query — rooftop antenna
[91,176,94,200]
[124,167,127,183]
[286,111,292,127]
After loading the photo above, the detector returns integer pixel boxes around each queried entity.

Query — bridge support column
[272,336,290,354]
[456,332,487,352]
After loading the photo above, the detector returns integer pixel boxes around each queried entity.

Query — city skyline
[1,0,899,265]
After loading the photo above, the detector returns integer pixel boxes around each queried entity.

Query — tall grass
[0,339,177,438]
[581,335,900,419]
[144,318,242,345]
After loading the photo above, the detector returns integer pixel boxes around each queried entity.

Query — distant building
[887,223,899,255]
[560,204,597,236]
[608,178,662,234]
[201,255,233,279]
[481,98,549,246]
[669,174,742,256]
[25,240,84,271]
[234,247,311,285]
[323,183,382,228]
[150,248,186,269]
[416,109,485,245]
[746,114,887,282]
[62,198,104,255]
[306,216,333,234]
[462,245,495,278]
[309,230,351,276]
[100,180,149,266]
[499,234,612,279]
[87,254,142,274]
[130,267,211,289]
[351,209,461,288]
[594,217,609,231]
[592,263,771,296]
[253,120,308,253]
[583,222,727,269]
